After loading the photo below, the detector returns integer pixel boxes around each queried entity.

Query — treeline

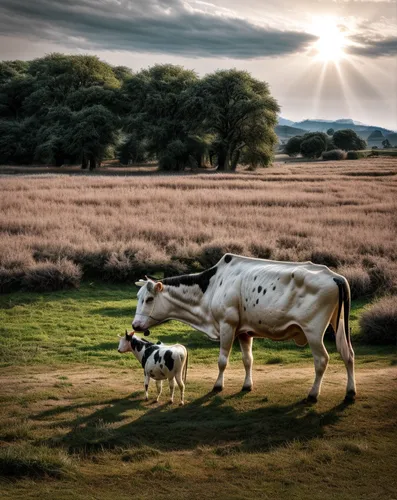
[284,129,367,159]
[0,54,280,171]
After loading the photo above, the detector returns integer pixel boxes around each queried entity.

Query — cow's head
[117,330,134,353]
[132,276,167,332]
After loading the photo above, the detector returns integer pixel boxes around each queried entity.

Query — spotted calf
[117,331,188,405]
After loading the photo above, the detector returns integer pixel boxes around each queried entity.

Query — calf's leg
[155,380,163,402]
[144,373,150,401]
[175,371,185,405]
[168,377,175,404]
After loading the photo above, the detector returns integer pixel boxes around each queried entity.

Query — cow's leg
[306,335,330,403]
[175,371,185,406]
[168,377,175,404]
[238,333,253,391]
[335,318,356,402]
[213,323,235,392]
[144,373,150,401]
[155,380,163,402]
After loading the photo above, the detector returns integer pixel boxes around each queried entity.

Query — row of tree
[0,54,280,170]
[284,129,367,158]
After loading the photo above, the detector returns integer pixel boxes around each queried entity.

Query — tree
[382,139,391,148]
[66,105,120,170]
[300,136,326,158]
[333,129,366,151]
[124,64,198,171]
[327,128,334,136]
[284,136,303,157]
[185,69,279,171]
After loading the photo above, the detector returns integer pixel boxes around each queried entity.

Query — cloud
[347,33,397,57]
[0,0,316,59]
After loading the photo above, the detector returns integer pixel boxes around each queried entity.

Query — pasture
[1,157,397,499]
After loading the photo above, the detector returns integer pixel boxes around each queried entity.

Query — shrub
[284,136,303,157]
[347,151,359,160]
[199,242,245,267]
[333,129,366,151]
[363,258,397,296]
[22,259,82,292]
[359,296,397,345]
[300,136,326,159]
[310,251,341,268]
[0,268,24,293]
[338,266,371,300]
[249,243,273,259]
[322,149,347,161]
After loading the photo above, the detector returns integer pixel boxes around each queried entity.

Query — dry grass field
[1,157,397,297]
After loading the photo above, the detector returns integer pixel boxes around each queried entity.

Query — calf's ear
[154,282,164,293]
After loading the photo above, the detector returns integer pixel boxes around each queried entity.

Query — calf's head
[132,277,166,332]
[117,330,134,353]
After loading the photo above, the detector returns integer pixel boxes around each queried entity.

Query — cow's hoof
[169,400,174,404]
[179,401,185,406]
[241,385,252,392]
[344,390,356,404]
[304,395,318,404]
[212,385,223,393]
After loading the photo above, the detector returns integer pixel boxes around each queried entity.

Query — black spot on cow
[258,286,262,293]
[153,350,161,364]
[141,345,160,368]
[256,298,259,304]
[163,266,217,294]
[164,350,174,371]
[224,254,232,263]
[245,298,248,302]
[292,273,295,278]
[273,286,276,291]
[263,288,267,295]
[131,337,144,352]
[252,288,255,292]
[254,276,257,281]
[219,280,223,287]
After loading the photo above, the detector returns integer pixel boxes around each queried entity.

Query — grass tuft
[121,446,161,462]
[0,444,75,479]
[359,296,397,345]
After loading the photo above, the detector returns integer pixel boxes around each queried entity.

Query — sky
[0,0,396,129]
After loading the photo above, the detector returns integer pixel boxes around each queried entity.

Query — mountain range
[276,117,396,146]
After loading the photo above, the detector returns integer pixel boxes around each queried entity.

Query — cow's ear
[135,279,146,287]
[154,282,164,293]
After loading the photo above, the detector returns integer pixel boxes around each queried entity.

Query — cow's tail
[183,348,188,384]
[333,276,353,355]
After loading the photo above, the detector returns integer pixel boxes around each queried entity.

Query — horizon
[0,0,396,130]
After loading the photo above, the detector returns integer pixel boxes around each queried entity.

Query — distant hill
[276,117,394,143]
[275,125,307,144]
[277,116,295,127]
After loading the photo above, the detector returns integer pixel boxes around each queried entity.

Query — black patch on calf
[224,254,232,263]
[141,345,160,368]
[263,289,267,295]
[256,298,259,304]
[163,266,217,294]
[258,286,262,293]
[254,276,257,281]
[273,286,276,291]
[219,280,223,287]
[164,350,174,371]
[153,350,161,364]
[131,337,144,352]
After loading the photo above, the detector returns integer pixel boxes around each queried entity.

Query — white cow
[118,331,188,405]
[132,254,356,403]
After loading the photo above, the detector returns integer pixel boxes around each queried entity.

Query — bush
[322,149,347,161]
[284,136,303,157]
[346,151,365,160]
[359,296,397,345]
[310,251,341,268]
[338,266,371,300]
[22,259,82,292]
[333,129,366,151]
[0,268,24,293]
[300,136,326,159]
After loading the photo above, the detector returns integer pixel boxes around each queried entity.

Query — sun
[310,16,347,62]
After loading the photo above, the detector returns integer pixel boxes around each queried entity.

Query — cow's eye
[146,297,154,304]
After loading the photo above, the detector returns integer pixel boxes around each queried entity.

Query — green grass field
[1,283,396,499]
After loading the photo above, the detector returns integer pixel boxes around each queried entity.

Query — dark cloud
[347,33,397,57]
[0,0,316,59]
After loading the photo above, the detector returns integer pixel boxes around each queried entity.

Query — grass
[0,284,396,498]
[1,157,397,297]
[0,282,393,369]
